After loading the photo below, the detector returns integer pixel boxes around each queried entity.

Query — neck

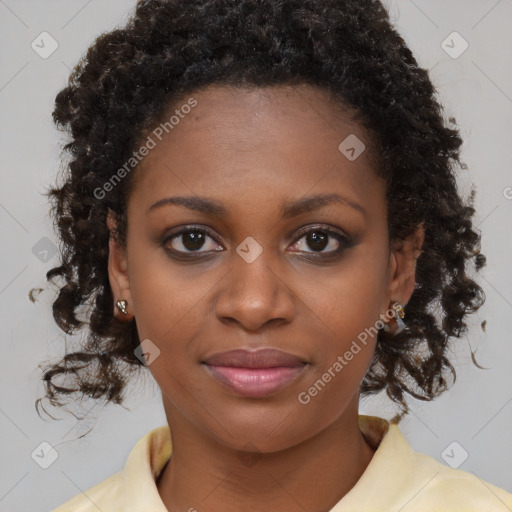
[157,396,376,512]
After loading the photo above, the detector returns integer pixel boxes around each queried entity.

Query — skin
[107,84,424,512]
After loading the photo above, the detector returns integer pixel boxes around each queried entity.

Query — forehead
[128,84,384,218]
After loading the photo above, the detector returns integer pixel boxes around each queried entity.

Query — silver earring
[116,299,128,315]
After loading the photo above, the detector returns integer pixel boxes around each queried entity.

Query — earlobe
[106,210,134,321]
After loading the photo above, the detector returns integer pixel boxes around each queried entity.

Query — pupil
[307,231,327,251]
[183,231,205,251]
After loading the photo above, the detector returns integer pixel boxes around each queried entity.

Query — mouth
[202,348,308,398]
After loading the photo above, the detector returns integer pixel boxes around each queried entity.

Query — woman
[36,0,512,510]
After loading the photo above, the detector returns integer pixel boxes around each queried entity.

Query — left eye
[289,228,347,254]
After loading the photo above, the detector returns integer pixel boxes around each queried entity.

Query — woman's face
[108,84,419,452]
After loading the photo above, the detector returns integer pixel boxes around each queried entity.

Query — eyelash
[161,224,353,262]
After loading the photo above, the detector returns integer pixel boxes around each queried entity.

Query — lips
[202,348,308,398]
[202,348,306,368]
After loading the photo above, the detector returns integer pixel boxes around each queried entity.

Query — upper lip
[203,348,306,368]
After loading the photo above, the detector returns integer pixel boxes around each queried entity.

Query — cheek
[293,285,380,428]
[297,244,388,388]
[306,251,388,344]
[126,243,210,345]
[304,287,379,394]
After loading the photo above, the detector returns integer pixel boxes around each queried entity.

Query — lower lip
[203,364,307,398]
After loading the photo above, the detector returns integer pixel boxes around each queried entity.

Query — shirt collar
[122,415,403,511]
[331,415,415,510]
[123,424,172,511]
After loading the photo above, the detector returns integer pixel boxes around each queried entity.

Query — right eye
[162,226,224,257]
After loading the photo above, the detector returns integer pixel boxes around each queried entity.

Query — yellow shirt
[51,415,512,511]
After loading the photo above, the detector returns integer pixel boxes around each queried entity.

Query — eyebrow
[147,193,366,218]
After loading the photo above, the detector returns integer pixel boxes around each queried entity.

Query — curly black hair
[34,0,487,424]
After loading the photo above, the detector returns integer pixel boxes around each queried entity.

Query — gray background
[1,1,511,511]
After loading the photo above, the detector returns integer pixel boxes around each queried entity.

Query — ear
[107,209,134,321]
[384,222,425,309]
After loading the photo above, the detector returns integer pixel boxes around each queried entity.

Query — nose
[214,249,295,333]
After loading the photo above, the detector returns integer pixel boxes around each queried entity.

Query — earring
[116,299,128,315]
[383,301,406,334]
